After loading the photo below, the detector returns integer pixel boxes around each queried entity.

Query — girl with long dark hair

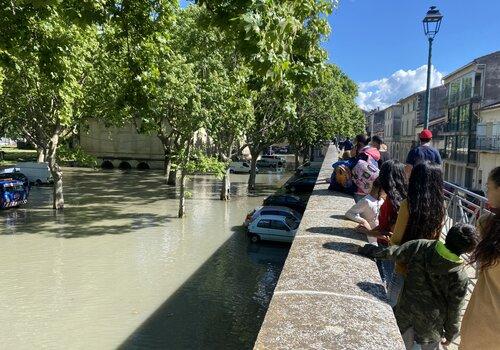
[359,160,408,282]
[387,161,445,306]
[460,166,500,350]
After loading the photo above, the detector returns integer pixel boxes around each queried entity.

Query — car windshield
[285,217,299,230]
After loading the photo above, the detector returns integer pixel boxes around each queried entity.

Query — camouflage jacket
[360,240,469,343]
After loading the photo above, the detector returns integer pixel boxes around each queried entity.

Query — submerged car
[296,161,322,176]
[247,215,299,243]
[244,205,302,227]
[284,176,317,193]
[257,155,286,168]
[0,170,30,190]
[263,194,306,213]
[0,179,29,209]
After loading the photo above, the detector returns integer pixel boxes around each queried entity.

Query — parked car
[229,161,258,174]
[247,215,299,243]
[13,162,52,185]
[296,161,322,175]
[244,205,302,227]
[257,155,286,168]
[263,194,306,213]
[273,146,289,154]
[285,176,317,193]
[0,179,29,209]
[0,169,30,189]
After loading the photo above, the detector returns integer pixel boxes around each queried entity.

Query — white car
[13,162,53,185]
[244,206,302,227]
[229,161,258,174]
[247,215,299,243]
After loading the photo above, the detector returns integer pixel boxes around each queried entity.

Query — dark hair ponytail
[402,161,445,244]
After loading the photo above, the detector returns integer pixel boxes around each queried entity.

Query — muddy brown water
[0,168,291,349]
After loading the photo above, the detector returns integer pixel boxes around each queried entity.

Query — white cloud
[356,65,444,110]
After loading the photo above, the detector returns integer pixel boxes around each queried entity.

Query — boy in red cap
[405,129,442,175]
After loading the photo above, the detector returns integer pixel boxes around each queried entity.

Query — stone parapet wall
[254,145,404,350]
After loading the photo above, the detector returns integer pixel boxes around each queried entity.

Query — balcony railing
[444,121,469,133]
[475,136,500,151]
[443,182,490,283]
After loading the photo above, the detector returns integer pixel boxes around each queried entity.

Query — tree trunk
[178,170,187,218]
[37,148,45,162]
[220,168,231,201]
[168,169,177,186]
[248,149,259,191]
[178,140,193,218]
[46,132,64,210]
[294,151,300,170]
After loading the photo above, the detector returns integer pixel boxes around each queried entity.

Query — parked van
[0,179,29,209]
[229,161,258,174]
[14,162,53,185]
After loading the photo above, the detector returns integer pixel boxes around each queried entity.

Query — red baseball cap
[420,129,433,140]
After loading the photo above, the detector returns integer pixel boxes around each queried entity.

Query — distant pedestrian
[359,223,477,350]
[459,166,500,350]
[405,129,441,176]
[343,138,353,151]
[370,135,390,167]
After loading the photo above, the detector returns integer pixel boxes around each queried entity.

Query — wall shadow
[118,227,289,350]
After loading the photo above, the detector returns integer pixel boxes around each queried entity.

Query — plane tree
[0,1,103,209]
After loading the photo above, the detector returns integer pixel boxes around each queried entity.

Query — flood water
[0,168,290,349]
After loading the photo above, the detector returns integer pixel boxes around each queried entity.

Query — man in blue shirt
[405,129,442,175]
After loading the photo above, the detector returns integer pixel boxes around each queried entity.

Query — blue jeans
[388,271,405,307]
[376,258,394,284]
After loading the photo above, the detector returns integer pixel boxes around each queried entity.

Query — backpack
[352,159,379,195]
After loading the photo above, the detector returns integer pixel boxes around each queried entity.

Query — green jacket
[360,240,469,343]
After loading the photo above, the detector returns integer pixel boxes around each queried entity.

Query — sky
[325,0,500,110]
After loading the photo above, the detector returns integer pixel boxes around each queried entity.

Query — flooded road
[0,168,290,349]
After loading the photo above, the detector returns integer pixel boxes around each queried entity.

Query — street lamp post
[422,6,443,129]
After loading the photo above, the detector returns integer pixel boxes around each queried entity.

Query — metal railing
[443,181,490,287]
[475,135,500,151]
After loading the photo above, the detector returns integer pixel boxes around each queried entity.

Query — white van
[229,161,258,174]
[14,162,53,185]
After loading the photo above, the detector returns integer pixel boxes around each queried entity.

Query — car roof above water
[259,206,298,213]
[0,179,24,187]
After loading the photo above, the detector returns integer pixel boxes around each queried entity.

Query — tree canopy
[0,0,364,214]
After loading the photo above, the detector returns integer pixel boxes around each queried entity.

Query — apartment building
[396,91,424,162]
[442,51,500,190]
[383,104,403,160]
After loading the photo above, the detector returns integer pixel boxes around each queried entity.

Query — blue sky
[180,1,500,109]
[327,0,500,109]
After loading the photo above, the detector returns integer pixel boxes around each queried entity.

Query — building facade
[395,92,424,162]
[80,121,220,170]
[442,51,500,190]
[383,104,402,160]
[475,102,500,190]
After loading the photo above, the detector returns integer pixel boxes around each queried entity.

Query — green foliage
[200,0,337,88]
[185,152,226,179]
[288,64,365,153]
[57,144,97,168]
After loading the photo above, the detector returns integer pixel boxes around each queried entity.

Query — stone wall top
[254,144,405,350]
